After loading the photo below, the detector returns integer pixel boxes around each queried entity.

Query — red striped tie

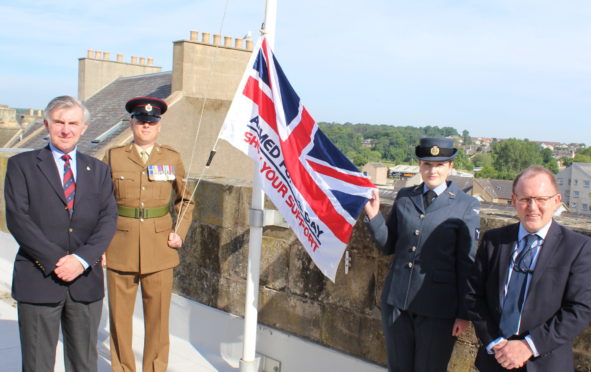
[62,154,75,216]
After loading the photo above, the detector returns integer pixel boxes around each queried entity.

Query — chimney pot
[224,36,232,47]
[117,54,123,62]
[131,56,138,64]
[213,34,221,45]
[139,57,146,64]
[235,38,244,49]
[28,109,33,115]
[87,50,94,58]
[202,32,211,43]
[147,57,154,65]
[37,109,42,116]
[246,40,254,50]
[103,52,110,60]
[190,30,198,41]
[95,51,102,59]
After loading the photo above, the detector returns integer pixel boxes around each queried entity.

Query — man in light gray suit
[365,137,480,372]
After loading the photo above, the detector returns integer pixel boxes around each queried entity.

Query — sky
[1,0,590,145]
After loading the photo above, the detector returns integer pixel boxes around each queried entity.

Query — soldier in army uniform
[104,97,194,372]
[364,137,480,372]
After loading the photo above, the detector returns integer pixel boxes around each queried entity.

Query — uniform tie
[141,150,149,164]
[61,154,75,216]
[499,233,538,338]
[424,189,437,208]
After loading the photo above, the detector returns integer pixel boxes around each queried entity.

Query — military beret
[415,137,458,161]
[125,97,168,123]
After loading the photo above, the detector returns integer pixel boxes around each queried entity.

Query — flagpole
[240,2,277,371]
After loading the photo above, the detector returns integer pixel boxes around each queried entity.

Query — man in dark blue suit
[365,137,480,371]
[4,96,118,371]
[467,166,591,371]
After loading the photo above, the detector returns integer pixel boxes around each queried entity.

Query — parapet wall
[178,176,591,372]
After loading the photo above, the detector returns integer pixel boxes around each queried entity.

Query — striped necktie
[62,154,75,216]
[499,233,538,337]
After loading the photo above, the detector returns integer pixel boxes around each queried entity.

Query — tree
[462,129,471,146]
[472,153,493,168]
[574,147,591,163]
[453,148,473,171]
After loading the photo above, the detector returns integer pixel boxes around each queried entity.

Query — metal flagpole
[240,2,277,372]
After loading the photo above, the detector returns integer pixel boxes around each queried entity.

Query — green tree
[574,147,591,163]
[560,156,574,167]
[462,129,471,146]
[453,148,473,171]
[472,153,493,168]
[491,139,544,179]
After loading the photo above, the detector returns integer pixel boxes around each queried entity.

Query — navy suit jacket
[467,221,591,371]
[5,146,118,303]
[367,181,480,319]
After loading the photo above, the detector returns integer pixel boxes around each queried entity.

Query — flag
[220,37,375,282]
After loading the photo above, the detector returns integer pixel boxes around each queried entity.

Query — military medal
[147,165,176,181]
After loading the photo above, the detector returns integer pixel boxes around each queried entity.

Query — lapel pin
[87,166,91,171]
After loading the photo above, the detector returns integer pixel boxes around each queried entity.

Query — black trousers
[17,291,102,372]
[381,302,456,372]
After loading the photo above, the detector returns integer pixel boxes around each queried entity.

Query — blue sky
[1,0,589,144]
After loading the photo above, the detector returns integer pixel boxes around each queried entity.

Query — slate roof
[19,72,172,156]
[474,178,513,200]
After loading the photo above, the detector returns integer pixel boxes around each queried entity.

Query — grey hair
[43,96,90,123]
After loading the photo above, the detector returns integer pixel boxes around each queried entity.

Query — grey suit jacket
[367,181,480,319]
[5,146,118,303]
[467,221,591,371]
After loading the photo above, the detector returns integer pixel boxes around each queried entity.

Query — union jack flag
[220,37,375,281]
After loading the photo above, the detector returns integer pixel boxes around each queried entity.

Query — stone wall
[176,176,591,372]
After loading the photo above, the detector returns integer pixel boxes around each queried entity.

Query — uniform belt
[117,205,169,219]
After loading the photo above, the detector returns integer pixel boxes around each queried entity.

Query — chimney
[213,34,221,45]
[87,50,94,58]
[131,56,138,64]
[117,54,123,62]
[190,30,198,41]
[235,38,244,49]
[139,57,146,65]
[147,58,154,65]
[246,40,253,50]
[224,36,232,47]
[103,52,110,60]
[202,32,211,43]
[94,51,102,59]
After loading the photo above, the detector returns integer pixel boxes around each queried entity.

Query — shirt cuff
[525,335,539,357]
[72,254,89,270]
[486,337,506,354]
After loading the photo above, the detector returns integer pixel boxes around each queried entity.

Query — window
[583,203,589,211]
[571,201,577,208]
[557,178,564,185]
[585,180,590,188]
[575,179,579,186]
[575,191,580,198]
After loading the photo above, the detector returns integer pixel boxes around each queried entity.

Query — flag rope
[174,0,231,233]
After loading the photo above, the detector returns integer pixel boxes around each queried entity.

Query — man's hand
[54,255,85,282]
[452,318,469,337]
[364,189,380,220]
[494,339,533,370]
[168,232,182,249]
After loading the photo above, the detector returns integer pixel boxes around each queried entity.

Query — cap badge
[430,146,440,156]
[145,104,153,112]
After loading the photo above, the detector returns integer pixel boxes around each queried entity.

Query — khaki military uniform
[104,143,194,372]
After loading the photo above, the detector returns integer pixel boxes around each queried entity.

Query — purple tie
[62,154,75,216]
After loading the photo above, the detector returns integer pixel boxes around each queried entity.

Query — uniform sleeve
[456,196,480,319]
[365,194,400,255]
[172,154,194,242]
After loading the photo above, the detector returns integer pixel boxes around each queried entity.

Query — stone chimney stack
[78,49,162,101]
